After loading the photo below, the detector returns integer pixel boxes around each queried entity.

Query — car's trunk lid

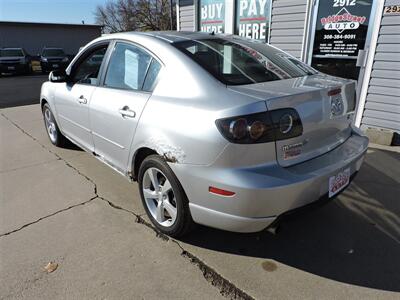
[229,74,356,167]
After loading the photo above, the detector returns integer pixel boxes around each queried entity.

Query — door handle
[77,95,87,104]
[119,106,136,118]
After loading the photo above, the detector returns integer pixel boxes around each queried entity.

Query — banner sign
[312,0,372,58]
[199,0,225,33]
[235,0,271,41]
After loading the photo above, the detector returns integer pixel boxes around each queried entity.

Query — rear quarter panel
[127,37,278,169]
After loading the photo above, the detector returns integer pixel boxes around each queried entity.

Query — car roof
[100,31,234,44]
[140,31,228,43]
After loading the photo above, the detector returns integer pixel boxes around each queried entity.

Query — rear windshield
[0,49,24,57]
[42,49,65,56]
[173,38,316,85]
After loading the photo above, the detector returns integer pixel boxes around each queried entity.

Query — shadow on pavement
[0,74,47,109]
[181,149,400,292]
[63,140,84,151]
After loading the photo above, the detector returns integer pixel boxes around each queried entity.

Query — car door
[54,43,109,152]
[89,41,162,173]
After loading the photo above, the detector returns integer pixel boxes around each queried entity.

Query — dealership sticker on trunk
[329,168,350,198]
[282,142,303,160]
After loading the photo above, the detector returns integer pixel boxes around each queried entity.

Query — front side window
[0,49,24,57]
[72,46,108,85]
[104,43,152,91]
[235,0,272,41]
[173,38,316,85]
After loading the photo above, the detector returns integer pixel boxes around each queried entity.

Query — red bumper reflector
[209,186,235,196]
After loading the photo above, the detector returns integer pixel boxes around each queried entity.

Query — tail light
[329,84,356,113]
[215,108,303,144]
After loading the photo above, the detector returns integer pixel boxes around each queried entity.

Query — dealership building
[0,21,102,55]
[177,0,400,145]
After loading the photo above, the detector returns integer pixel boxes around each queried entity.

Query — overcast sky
[0,0,108,25]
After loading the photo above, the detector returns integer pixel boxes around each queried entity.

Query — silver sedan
[40,31,368,237]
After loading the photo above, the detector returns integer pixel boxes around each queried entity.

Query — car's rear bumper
[170,131,368,233]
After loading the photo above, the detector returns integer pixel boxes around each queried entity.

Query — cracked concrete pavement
[1,104,399,299]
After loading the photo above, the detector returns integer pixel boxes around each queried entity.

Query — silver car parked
[40,32,368,237]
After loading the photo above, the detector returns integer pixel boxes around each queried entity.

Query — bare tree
[95,0,176,33]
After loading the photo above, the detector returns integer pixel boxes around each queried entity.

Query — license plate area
[7,66,15,70]
[329,168,350,198]
[52,64,59,67]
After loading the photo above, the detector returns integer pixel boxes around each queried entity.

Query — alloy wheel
[44,107,57,143]
[142,167,177,227]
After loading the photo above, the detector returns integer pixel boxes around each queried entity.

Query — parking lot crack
[1,112,98,196]
[99,196,255,300]
[0,196,98,238]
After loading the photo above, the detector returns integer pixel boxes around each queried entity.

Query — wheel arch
[131,147,158,181]
[40,96,65,137]
[40,98,48,111]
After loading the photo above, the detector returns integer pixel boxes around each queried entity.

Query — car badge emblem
[331,96,344,117]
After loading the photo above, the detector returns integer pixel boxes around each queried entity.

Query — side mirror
[49,70,68,83]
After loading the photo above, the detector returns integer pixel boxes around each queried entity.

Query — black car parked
[40,47,70,73]
[0,48,32,75]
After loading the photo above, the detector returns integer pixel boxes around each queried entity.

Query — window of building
[309,0,373,80]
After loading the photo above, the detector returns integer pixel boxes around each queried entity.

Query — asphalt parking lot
[1,78,400,299]
[0,74,47,108]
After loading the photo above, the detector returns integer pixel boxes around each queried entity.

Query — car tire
[42,103,67,147]
[138,155,195,237]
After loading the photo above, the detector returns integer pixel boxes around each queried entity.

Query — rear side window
[143,59,161,92]
[104,42,152,91]
[173,38,316,85]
